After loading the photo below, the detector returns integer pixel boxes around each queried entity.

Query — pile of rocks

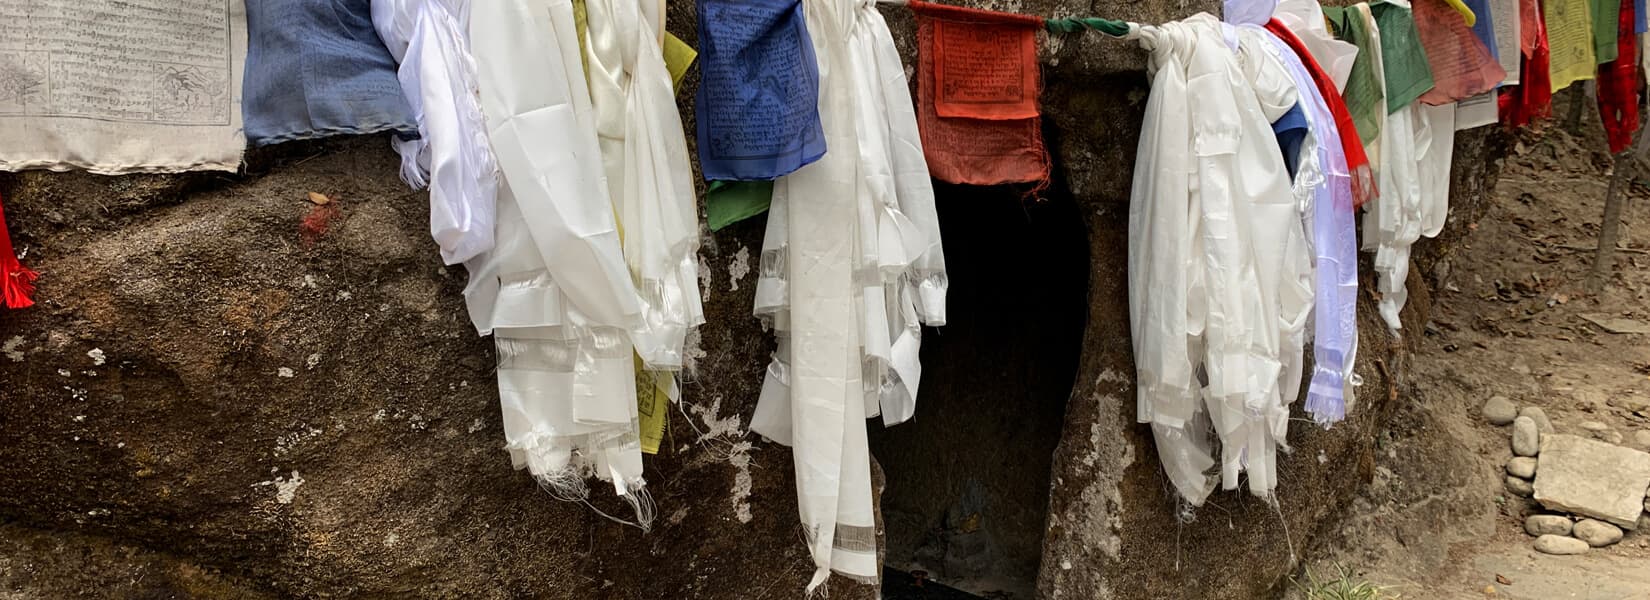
[1485,396,1650,555]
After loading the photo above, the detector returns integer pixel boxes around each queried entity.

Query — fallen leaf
[1496,574,1512,585]
[307,191,332,206]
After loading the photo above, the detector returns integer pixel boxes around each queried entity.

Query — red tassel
[0,191,38,309]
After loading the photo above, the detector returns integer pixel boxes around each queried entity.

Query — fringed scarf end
[804,568,832,598]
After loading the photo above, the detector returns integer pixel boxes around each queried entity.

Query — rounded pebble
[1524,514,1572,536]
[1484,396,1519,425]
[1533,534,1589,555]
[1519,406,1555,434]
[1512,416,1540,457]
[1506,476,1534,497]
[1506,457,1537,479]
[1573,519,1624,547]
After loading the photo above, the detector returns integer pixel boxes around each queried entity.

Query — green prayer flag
[1369,1,1437,113]
[1591,0,1621,63]
[706,180,774,231]
[1325,5,1385,143]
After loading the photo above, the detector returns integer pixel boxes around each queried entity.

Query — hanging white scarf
[1128,15,1301,505]
[748,0,947,591]
[468,0,654,528]
[1356,6,1447,333]
[582,0,705,370]
[372,0,498,266]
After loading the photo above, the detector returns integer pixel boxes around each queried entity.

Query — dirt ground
[1295,107,1650,599]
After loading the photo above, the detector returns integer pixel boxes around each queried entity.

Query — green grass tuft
[1292,563,1399,600]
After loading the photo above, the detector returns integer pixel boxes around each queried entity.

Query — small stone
[1533,534,1589,555]
[1581,421,1610,432]
[1520,406,1555,434]
[1513,416,1541,456]
[1634,430,1650,449]
[1573,519,1624,547]
[1507,457,1538,479]
[1484,396,1519,425]
[1506,476,1534,497]
[1524,514,1573,536]
[1602,431,1624,445]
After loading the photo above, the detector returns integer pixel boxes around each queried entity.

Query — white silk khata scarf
[372,0,499,266]
[749,0,947,591]
[467,0,655,528]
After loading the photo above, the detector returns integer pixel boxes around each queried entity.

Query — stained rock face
[0,1,1512,597]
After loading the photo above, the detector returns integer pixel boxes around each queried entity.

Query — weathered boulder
[0,1,1512,597]
[1534,434,1650,529]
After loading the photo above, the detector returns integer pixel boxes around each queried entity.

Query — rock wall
[0,1,1509,598]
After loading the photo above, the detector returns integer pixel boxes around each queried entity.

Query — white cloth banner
[0,0,248,173]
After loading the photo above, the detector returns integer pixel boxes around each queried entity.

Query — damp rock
[1507,457,1538,479]
[1506,476,1534,497]
[1573,519,1624,547]
[1533,534,1589,555]
[1519,406,1555,434]
[1484,396,1518,425]
[1524,514,1573,537]
[1513,416,1541,457]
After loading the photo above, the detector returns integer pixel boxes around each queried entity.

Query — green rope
[1044,17,1130,37]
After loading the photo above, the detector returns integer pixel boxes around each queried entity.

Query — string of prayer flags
[1597,0,1641,152]
[1465,0,1502,56]
[705,180,775,231]
[1369,1,1437,113]
[1491,0,1524,85]
[0,192,37,309]
[1593,0,1624,63]
[1500,0,1555,127]
[0,0,247,174]
[694,0,826,181]
[1415,0,1508,104]
[911,1,1051,187]
[244,0,417,146]
[664,33,698,92]
[1546,0,1598,89]
[1325,6,1386,142]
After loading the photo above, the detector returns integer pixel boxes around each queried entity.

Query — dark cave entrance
[870,183,1089,599]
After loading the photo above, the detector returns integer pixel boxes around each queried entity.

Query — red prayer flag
[1266,19,1379,208]
[0,191,38,310]
[1415,0,1508,105]
[1500,0,1554,128]
[1596,0,1640,152]
[912,0,1050,187]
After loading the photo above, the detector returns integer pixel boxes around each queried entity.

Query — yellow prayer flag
[1545,0,1598,91]
[663,32,697,93]
[635,356,673,455]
